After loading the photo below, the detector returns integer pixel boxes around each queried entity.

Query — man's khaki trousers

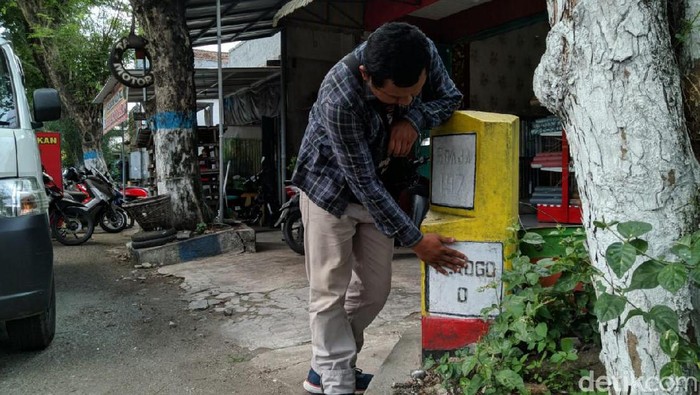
[300,193,394,394]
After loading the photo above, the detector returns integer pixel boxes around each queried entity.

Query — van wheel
[6,279,56,351]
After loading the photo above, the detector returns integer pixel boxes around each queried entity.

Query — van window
[0,51,17,128]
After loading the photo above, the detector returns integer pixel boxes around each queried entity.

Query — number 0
[457,287,468,303]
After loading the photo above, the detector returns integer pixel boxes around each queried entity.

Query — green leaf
[423,357,435,370]
[689,242,700,266]
[535,322,548,339]
[658,263,688,293]
[648,305,679,333]
[660,330,680,358]
[521,232,545,245]
[690,267,700,285]
[627,260,663,291]
[671,244,693,263]
[594,293,627,322]
[465,374,484,395]
[629,238,649,254]
[495,369,525,390]
[461,356,477,376]
[553,272,579,292]
[560,337,575,352]
[593,221,607,229]
[660,361,683,378]
[606,242,638,278]
[674,341,698,364]
[621,308,646,327]
[550,352,564,363]
[617,221,652,238]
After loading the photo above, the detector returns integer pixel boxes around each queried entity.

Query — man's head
[360,22,431,106]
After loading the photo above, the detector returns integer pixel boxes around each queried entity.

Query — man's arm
[321,101,424,247]
[403,40,463,133]
[388,41,462,157]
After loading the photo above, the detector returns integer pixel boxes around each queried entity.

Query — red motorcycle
[43,170,95,246]
[64,167,149,230]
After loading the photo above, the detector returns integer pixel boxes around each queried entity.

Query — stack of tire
[131,227,177,249]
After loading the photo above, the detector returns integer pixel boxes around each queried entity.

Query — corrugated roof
[93,67,280,104]
[186,0,291,47]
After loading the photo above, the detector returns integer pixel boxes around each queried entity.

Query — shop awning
[186,0,294,47]
[272,0,314,26]
[93,67,280,104]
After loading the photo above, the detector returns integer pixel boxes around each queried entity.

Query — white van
[0,37,61,350]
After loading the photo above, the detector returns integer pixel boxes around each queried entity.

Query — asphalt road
[0,228,288,395]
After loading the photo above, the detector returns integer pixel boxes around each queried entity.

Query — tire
[52,207,94,246]
[282,209,305,255]
[131,233,176,249]
[131,227,177,242]
[99,206,128,233]
[6,279,56,351]
[123,208,135,229]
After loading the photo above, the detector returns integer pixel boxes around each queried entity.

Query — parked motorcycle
[43,170,95,246]
[276,156,430,255]
[274,184,303,254]
[227,158,278,226]
[63,167,128,233]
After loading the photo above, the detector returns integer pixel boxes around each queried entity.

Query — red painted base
[422,316,490,351]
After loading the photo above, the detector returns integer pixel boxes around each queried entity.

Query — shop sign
[103,84,128,134]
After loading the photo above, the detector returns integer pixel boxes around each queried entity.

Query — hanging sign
[102,84,128,134]
[109,33,154,88]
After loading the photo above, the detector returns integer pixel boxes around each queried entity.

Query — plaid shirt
[291,40,463,247]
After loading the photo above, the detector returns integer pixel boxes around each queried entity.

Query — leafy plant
[428,225,600,394]
[195,222,207,235]
[592,220,700,379]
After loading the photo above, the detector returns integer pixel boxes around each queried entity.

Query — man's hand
[388,119,418,157]
[412,233,467,275]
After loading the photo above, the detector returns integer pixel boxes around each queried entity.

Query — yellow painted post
[420,110,519,353]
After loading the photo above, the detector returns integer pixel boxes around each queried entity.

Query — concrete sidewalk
[157,229,422,394]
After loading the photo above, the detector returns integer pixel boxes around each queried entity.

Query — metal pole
[216,0,225,222]
[142,56,148,184]
[121,122,126,195]
[278,28,288,205]
[122,86,128,196]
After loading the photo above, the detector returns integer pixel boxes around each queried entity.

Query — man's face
[360,66,426,107]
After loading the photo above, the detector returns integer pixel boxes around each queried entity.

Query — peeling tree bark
[131,0,208,230]
[534,0,700,393]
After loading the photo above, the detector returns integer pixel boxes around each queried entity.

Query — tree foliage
[0,0,129,166]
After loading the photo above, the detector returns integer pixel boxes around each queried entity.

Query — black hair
[363,22,431,88]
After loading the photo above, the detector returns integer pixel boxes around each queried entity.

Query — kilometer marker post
[421,110,519,356]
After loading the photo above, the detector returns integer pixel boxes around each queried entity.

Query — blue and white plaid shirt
[291,39,463,247]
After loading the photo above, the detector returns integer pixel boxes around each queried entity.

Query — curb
[366,322,422,395]
[128,225,256,266]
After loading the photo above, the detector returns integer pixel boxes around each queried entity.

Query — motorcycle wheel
[52,207,95,246]
[282,209,305,255]
[99,206,128,233]
[121,206,135,228]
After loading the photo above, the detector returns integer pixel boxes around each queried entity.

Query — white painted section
[430,133,476,209]
[534,1,700,392]
[428,241,503,318]
[227,33,280,68]
[409,0,491,20]
[224,125,262,140]
[196,100,219,126]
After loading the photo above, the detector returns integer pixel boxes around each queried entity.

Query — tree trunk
[131,0,207,230]
[534,0,700,393]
